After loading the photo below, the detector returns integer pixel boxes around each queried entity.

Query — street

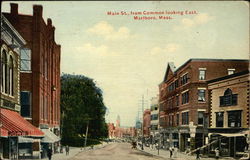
[71,143,164,160]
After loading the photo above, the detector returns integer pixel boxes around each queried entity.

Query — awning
[0,128,8,137]
[0,108,44,137]
[209,132,245,137]
[18,136,34,143]
[41,129,60,143]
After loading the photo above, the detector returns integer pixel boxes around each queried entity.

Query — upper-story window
[198,111,204,125]
[182,112,189,125]
[9,55,14,96]
[181,73,188,85]
[20,48,31,71]
[198,89,206,102]
[20,91,32,118]
[1,49,7,93]
[220,88,237,106]
[227,69,235,75]
[176,114,179,126]
[182,91,189,104]
[199,68,206,80]
[176,95,179,106]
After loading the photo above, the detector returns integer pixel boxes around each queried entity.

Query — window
[216,112,224,127]
[20,48,31,71]
[151,114,158,120]
[20,91,32,117]
[1,50,7,93]
[198,89,205,102]
[182,91,189,104]
[176,95,179,106]
[176,114,179,126]
[182,112,189,125]
[199,69,206,80]
[181,73,189,85]
[228,69,235,75]
[198,112,204,125]
[220,88,237,106]
[228,111,241,127]
[9,56,14,96]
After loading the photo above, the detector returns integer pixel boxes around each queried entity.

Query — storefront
[0,108,44,159]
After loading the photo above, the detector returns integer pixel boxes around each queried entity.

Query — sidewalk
[140,146,235,160]
[47,142,110,160]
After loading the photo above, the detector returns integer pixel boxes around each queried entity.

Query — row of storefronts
[147,60,249,158]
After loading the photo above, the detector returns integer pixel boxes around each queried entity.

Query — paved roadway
[71,143,165,160]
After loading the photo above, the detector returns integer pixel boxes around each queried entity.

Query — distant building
[159,59,248,151]
[208,70,249,158]
[150,96,159,142]
[3,3,61,156]
[0,14,43,159]
[143,109,151,137]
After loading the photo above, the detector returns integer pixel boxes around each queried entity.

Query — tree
[60,74,108,146]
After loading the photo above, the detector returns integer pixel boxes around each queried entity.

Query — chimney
[10,3,18,15]
[47,18,52,26]
[33,5,43,17]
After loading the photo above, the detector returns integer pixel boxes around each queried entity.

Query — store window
[228,110,241,127]
[216,112,224,127]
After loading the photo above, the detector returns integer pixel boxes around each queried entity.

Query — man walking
[196,148,200,160]
[47,147,52,160]
[66,145,70,155]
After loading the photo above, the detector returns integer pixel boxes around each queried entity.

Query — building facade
[0,14,43,159]
[143,109,151,137]
[3,3,61,155]
[150,96,159,144]
[158,59,248,152]
[208,70,249,158]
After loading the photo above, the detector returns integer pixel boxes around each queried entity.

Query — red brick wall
[4,3,61,128]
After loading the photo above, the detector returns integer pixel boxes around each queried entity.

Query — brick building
[208,70,249,158]
[158,59,248,152]
[0,14,43,159]
[3,3,61,154]
[143,109,151,137]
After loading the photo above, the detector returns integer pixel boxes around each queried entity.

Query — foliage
[61,136,101,147]
[60,74,108,145]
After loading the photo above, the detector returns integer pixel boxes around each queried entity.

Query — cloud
[87,21,134,40]
[76,43,116,57]
[174,13,214,30]
[150,43,181,55]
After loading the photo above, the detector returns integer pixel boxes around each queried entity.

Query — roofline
[175,58,249,74]
[207,70,250,84]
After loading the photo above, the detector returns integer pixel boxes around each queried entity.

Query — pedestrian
[66,145,69,155]
[196,148,200,160]
[60,145,64,153]
[47,147,52,160]
[169,147,173,158]
[215,148,219,159]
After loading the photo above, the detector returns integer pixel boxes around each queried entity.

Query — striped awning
[0,108,44,137]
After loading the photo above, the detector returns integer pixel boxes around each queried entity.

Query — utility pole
[141,95,144,150]
[84,121,89,149]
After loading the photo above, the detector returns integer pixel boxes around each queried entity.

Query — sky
[2,1,249,127]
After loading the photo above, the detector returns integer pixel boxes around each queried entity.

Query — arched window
[9,55,14,96]
[220,88,237,106]
[1,50,7,93]
[224,88,232,96]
